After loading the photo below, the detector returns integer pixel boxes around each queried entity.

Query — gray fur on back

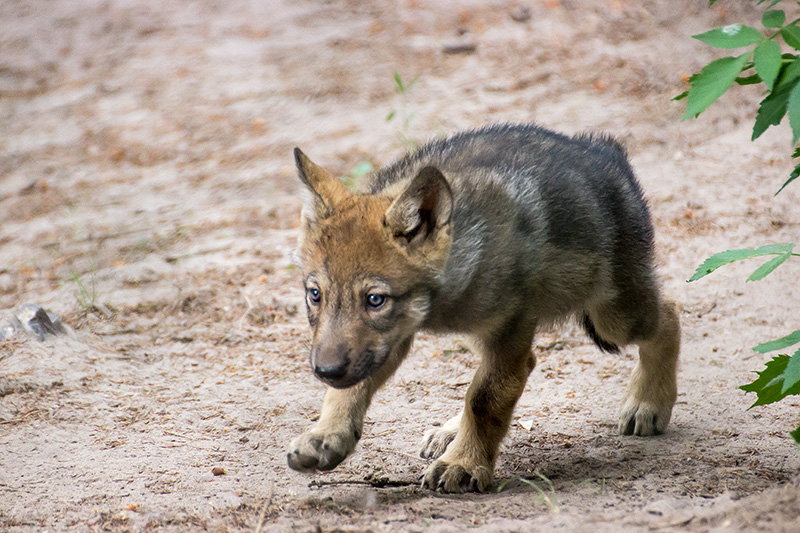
[366,123,657,336]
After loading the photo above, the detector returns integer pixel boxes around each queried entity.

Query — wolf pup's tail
[581,315,620,354]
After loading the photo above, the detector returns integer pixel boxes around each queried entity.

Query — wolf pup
[286,123,680,493]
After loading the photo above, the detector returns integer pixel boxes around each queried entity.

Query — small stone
[110,147,126,162]
[510,5,531,23]
[16,304,66,341]
[0,316,21,341]
[211,466,226,476]
[252,117,267,131]
[442,41,477,55]
[0,304,67,341]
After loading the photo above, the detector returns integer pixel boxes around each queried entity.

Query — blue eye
[366,293,386,309]
[307,287,321,304]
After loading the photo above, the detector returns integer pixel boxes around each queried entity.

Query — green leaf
[754,329,800,353]
[776,165,799,194]
[693,24,763,49]
[385,110,396,122]
[763,10,786,28]
[753,86,790,139]
[789,82,800,144]
[767,56,800,89]
[683,53,752,119]
[688,243,795,281]
[790,425,800,444]
[751,58,800,139]
[781,348,800,393]
[673,90,688,101]
[782,25,800,50]
[393,71,405,94]
[747,250,793,281]
[740,355,800,407]
[754,39,782,90]
[735,74,763,86]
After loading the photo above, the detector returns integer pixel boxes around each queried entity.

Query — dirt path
[2,1,799,531]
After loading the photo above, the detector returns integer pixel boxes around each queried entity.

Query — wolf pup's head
[293,148,453,389]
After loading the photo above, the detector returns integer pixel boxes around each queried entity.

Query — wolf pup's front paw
[286,429,357,472]
[421,458,493,493]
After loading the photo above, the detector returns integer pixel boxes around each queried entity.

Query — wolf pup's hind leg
[618,300,680,435]
[586,292,680,436]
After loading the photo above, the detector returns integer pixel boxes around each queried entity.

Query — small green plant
[69,265,97,313]
[338,161,374,191]
[579,477,608,496]
[682,1,800,443]
[497,472,559,513]
[132,236,152,256]
[386,71,420,150]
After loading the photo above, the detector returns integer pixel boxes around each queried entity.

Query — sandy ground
[2,0,800,531]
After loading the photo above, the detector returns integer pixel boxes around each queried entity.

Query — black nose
[314,362,348,380]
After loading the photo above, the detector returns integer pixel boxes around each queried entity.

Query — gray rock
[0,315,21,340]
[0,304,67,341]
[510,5,532,23]
[442,41,477,55]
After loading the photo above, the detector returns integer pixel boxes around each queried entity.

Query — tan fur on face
[303,195,420,284]
[299,189,444,389]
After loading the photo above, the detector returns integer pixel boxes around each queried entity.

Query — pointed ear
[384,166,453,246]
[294,147,351,223]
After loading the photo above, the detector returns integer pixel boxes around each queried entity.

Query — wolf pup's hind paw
[618,399,672,436]
[419,413,461,459]
[419,427,458,460]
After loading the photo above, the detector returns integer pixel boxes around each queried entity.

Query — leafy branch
[688,244,800,442]
[677,0,800,193]
[688,243,798,282]
[683,0,800,443]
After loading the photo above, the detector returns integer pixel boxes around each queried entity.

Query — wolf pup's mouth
[319,348,387,389]
[321,375,362,389]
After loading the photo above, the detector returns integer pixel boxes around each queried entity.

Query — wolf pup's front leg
[287,385,367,472]
[288,147,452,476]
[288,337,412,472]
[421,314,537,492]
